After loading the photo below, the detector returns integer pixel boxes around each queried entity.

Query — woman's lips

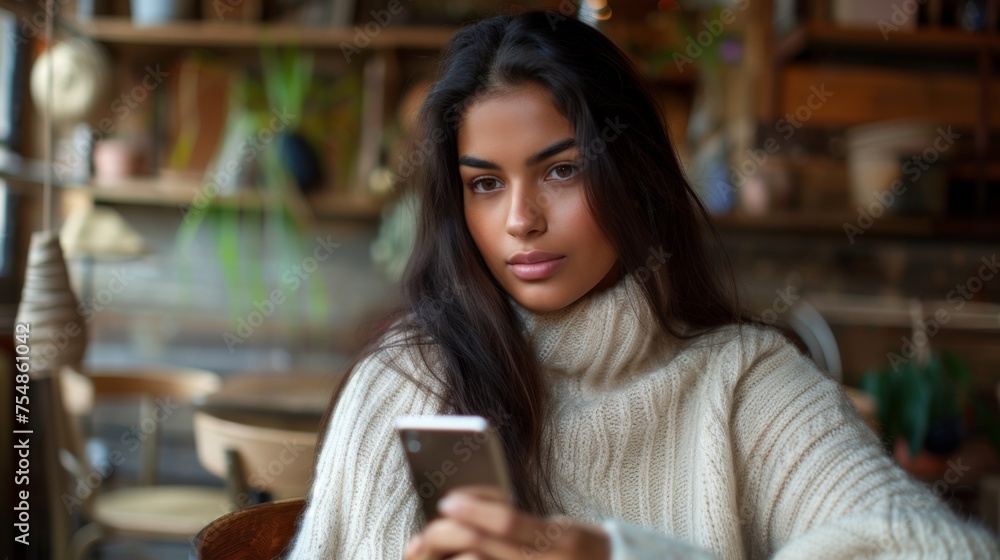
[508,257,566,280]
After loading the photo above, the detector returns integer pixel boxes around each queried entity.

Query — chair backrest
[59,365,223,499]
[189,497,305,560]
[61,365,95,416]
[193,411,318,501]
[84,366,222,400]
[775,299,843,383]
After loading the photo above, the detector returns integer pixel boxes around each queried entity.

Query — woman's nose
[505,183,546,238]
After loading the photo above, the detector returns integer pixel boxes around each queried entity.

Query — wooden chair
[776,299,843,383]
[59,365,233,560]
[193,409,319,505]
[190,497,305,560]
[764,297,878,432]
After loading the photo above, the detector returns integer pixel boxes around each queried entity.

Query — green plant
[173,45,333,346]
[861,351,1000,459]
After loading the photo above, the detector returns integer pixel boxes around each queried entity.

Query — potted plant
[861,350,1000,480]
[173,45,335,350]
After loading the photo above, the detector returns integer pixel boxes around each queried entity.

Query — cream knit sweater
[287,275,1000,559]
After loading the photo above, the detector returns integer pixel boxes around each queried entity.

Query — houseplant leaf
[217,204,246,321]
[971,397,1000,455]
[943,350,1000,454]
[898,360,932,458]
[861,367,893,447]
[942,350,972,408]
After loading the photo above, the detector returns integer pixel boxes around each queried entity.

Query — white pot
[130,0,194,26]
[833,0,917,30]
[845,121,942,213]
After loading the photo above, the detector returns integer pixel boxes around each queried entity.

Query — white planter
[845,121,946,215]
[832,0,918,30]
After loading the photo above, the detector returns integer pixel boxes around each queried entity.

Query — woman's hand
[403,486,611,560]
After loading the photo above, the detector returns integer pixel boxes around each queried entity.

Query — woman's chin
[504,283,591,313]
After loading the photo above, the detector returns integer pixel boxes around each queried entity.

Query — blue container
[130,0,193,26]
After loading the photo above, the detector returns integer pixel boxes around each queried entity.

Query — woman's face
[458,84,620,313]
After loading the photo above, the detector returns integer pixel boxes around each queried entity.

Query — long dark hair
[317,10,743,517]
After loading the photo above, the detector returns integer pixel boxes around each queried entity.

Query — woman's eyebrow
[458,138,578,170]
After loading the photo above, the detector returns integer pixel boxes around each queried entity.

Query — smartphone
[395,415,512,524]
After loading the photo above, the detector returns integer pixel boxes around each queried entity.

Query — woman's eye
[547,164,580,181]
[469,177,502,192]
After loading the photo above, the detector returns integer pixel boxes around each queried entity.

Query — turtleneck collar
[508,274,675,392]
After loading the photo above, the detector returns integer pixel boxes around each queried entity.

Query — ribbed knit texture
[287,275,1000,559]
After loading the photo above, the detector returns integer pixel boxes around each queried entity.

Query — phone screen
[395,415,511,524]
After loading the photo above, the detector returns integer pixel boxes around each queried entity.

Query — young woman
[287,11,1000,559]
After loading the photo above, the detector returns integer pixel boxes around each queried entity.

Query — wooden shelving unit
[77,178,386,220]
[4,14,455,221]
[775,22,1000,63]
[758,0,999,226]
[81,178,267,208]
[713,212,1000,239]
[27,11,697,223]
[0,1,457,49]
[0,0,465,221]
[75,17,458,49]
[309,191,385,220]
[805,292,1000,332]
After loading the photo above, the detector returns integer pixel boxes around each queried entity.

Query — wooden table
[193,372,342,430]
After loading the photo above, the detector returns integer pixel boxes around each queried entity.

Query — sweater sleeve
[601,518,720,559]
[285,346,447,559]
[732,334,1000,559]
[601,330,999,560]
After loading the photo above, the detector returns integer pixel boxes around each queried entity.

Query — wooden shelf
[79,178,267,208]
[76,177,385,219]
[806,292,1000,332]
[776,22,1000,63]
[309,191,385,220]
[72,17,458,49]
[713,212,1000,238]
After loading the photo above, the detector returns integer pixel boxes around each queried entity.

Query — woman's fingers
[404,534,427,560]
[410,518,523,560]
[437,490,537,545]
[445,484,510,504]
[436,492,611,559]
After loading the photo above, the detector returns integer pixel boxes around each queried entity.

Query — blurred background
[0,0,998,558]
